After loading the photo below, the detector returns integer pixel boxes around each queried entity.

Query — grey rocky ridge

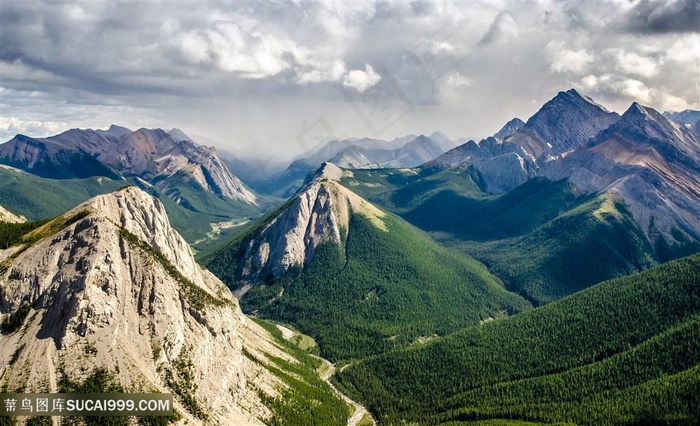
[0,126,257,206]
[421,90,700,254]
[328,133,458,169]
[427,89,620,193]
[492,117,525,140]
[0,187,338,424]
[542,102,700,252]
[256,132,458,196]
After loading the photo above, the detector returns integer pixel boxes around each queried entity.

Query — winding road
[276,325,376,426]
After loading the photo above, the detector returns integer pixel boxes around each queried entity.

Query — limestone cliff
[0,187,299,425]
[238,162,386,282]
[0,205,26,224]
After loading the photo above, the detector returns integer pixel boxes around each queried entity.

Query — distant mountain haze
[254,132,459,197]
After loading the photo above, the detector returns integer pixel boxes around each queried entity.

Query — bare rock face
[543,103,700,246]
[99,129,257,204]
[0,187,283,425]
[473,152,533,194]
[492,117,525,140]
[507,89,619,162]
[239,162,386,282]
[0,205,26,223]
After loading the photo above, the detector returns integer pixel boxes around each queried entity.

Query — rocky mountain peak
[0,186,289,424]
[429,130,451,141]
[237,164,385,283]
[0,126,258,205]
[601,103,700,160]
[167,127,194,142]
[493,117,525,139]
[95,124,133,138]
[511,89,619,158]
[626,102,658,121]
[663,109,700,125]
[311,161,344,182]
[541,100,700,248]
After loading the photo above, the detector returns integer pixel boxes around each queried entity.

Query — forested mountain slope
[335,254,700,425]
[203,163,531,361]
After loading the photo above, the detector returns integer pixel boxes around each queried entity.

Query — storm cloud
[623,0,700,34]
[0,1,698,160]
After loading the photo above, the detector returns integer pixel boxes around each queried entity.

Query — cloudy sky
[1,0,698,160]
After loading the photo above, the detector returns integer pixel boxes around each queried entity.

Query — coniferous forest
[333,254,700,425]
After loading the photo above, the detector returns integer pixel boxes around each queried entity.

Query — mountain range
[197,89,699,424]
[1,88,699,426]
[0,126,266,246]
[0,126,257,204]
[664,109,700,138]
[340,90,699,303]
[426,89,621,193]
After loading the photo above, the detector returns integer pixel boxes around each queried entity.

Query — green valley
[343,169,662,305]
[0,167,266,245]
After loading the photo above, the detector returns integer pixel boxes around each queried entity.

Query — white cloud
[580,74,600,91]
[314,1,376,39]
[430,41,455,55]
[614,50,661,78]
[663,35,700,66]
[578,74,652,104]
[297,60,347,84]
[178,21,299,79]
[0,1,697,156]
[0,117,71,138]
[656,92,691,112]
[619,78,652,103]
[445,72,473,89]
[343,64,381,93]
[179,33,210,64]
[547,41,594,74]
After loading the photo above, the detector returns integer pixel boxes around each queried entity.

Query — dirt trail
[276,325,376,426]
[313,355,375,426]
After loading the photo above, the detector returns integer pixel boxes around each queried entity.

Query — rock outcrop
[492,117,525,140]
[0,205,26,223]
[238,163,386,282]
[0,187,293,425]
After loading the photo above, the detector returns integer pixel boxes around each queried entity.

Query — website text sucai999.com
[0,393,173,417]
